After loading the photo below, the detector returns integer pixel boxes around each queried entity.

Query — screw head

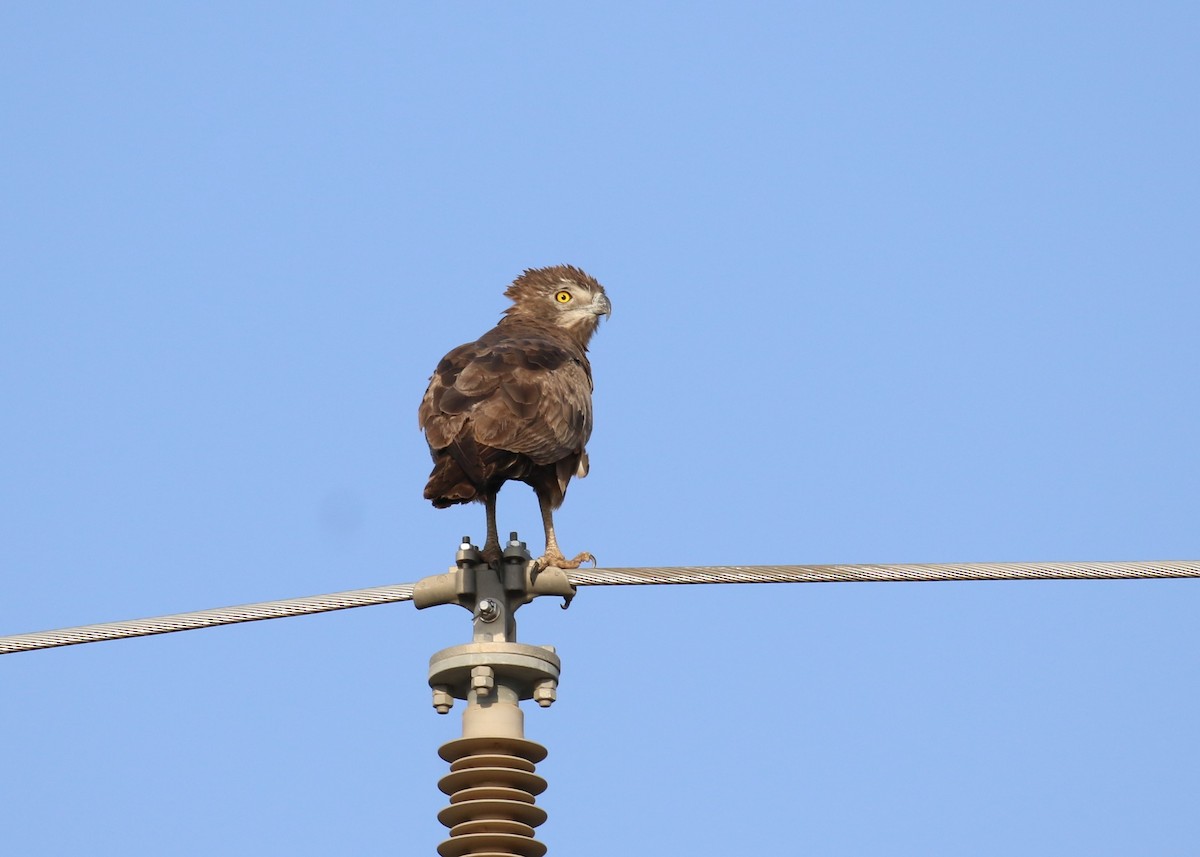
[476,598,500,622]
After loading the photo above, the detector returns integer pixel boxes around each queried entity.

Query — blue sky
[2,4,1198,855]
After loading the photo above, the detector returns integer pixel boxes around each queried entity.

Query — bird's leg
[532,490,595,572]
[481,492,502,567]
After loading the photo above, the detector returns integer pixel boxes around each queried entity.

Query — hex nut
[431,686,454,715]
[476,598,500,622]
[533,679,557,708]
[471,666,495,695]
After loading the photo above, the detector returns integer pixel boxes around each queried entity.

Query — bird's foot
[481,543,503,569]
[532,549,596,573]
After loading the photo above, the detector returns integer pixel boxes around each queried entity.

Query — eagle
[419,265,611,570]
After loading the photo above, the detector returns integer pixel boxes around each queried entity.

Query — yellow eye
[555,290,572,303]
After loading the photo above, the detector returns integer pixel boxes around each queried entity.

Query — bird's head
[503,265,611,345]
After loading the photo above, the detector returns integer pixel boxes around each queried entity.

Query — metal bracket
[421,532,567,855]
[429,641,561,709]
[412,532,577,617]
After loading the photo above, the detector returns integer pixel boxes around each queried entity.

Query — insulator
[436,736,549,857]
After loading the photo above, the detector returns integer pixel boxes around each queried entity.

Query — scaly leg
[481,492,501,566]
[532,489,594,571]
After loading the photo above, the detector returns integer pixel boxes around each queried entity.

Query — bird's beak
[592,293,612,320]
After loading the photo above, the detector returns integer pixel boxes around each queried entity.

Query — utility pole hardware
[414,533,576,857]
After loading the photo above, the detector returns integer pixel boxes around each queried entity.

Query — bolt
[476,598,500,622]
[533,679,557,708]
[471,666,495,695]
[509,531,520,544]
[431,686,454,715]
[460,536,472,549]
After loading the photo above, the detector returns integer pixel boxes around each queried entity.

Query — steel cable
[568,559,1200,587]
[0,583,415,655]
[2,561,1196,655]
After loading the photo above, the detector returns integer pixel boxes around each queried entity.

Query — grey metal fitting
[476,598,500,622]
[456,537,482,568]
[533,678,557,708]
[470,665,495,695]
[502,533,531,565]
[431,685,454,715]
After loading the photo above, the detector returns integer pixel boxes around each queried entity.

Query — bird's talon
[530,550,595,571]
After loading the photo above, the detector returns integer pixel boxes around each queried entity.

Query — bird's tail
[423,452,479,508]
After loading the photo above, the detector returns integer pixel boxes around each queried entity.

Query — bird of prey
[419,265,611,570]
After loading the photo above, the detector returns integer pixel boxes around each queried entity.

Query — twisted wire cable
[0,583,415,655]
[2,560,1197,655]
[568,559,1200,587]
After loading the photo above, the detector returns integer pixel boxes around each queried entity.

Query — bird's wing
[419,337,593,466]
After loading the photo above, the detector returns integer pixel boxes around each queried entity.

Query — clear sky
[2,4,1198,855]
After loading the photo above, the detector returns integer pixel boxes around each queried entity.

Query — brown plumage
[419,265,611,568]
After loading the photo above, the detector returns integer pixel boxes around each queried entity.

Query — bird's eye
[555,290,572,303]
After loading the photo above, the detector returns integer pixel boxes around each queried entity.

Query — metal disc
[439,766,547,797]
[437,799,547,829]
[450,753,536,773]
[448,819,536,838]
[437,832,547,857]
[448,785,534,805]
[439,736,548,764]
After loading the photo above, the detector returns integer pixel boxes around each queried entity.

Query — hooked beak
[592,293,612,320]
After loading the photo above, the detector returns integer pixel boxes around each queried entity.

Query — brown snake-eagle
[419,266,610,569]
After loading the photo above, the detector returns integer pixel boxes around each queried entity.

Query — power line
[570,559,1200,586]
[0,583,415,655]
[2,560,1197,655]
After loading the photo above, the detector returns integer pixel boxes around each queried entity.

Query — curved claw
[532,550,595,572]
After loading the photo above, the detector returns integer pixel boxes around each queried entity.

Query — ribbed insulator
[436,736,550,857]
